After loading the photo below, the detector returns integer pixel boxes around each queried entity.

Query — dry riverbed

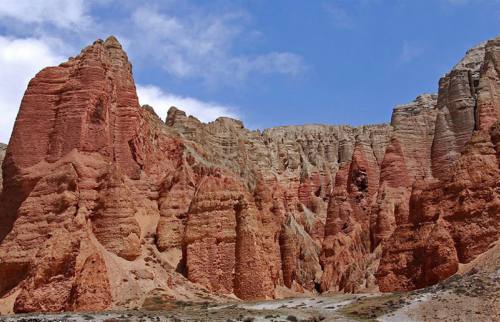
[0,283,497,322]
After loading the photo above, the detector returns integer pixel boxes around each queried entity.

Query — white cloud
[136,85,239,123]
[0,2,305,88]
[0,36,64,143]
[131,7,304,85]
[0,0,91,29]
[0,34,242,143]
[0,2,302,141]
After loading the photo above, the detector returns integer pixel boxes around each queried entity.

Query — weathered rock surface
[431,42,485,180]
[0,35,499,314]
[377,37,500,291]
[0,37,223,313]
[476,37,500,131]
[370,94,437,250]
[165,108,393,295]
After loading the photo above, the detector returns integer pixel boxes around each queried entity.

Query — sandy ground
[0,287,497,322]
[0,294,363,322]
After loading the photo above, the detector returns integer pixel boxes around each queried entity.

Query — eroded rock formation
[0,35,499,313]
[377,37,500,291]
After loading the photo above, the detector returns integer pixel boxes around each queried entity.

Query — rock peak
[142,104,160,120]
[166,106,188,126]
[167,106,186,116]
[452,40,487,80]
[104,35,123,49]
[213,116,244,129]
[394,93,437,112]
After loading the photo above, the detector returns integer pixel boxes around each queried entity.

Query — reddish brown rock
[6,36,141,176]
[91,169,142,261]
[166,110,392,295]
[182,172,241,295]
[377,37,500,292]
[0,36,218,313]
[252,177,286,291]
[371,95,437,250]
[1,35,499,314]
[321,188,369,293]
[320,141,382,293]
[377,129,500,290]
[155,163,196,252]
[234,196,275,299]
[370,149,410,250]
[14,231,111,313]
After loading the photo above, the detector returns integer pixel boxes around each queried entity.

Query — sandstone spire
[0,36,499,313]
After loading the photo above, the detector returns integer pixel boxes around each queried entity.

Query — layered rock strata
[0,37,225,313]
[431,42,485,180]
[0,36,499,313]
[377,37,500,291]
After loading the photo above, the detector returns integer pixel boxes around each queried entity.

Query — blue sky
[0,0,499,142]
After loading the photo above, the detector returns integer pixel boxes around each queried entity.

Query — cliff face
[377,37,500,291]
[0,36,498,313]
[166,110,393,295]
[0,37,220,313]
[431,43,485,180]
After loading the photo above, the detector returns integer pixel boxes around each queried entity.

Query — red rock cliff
[0,36,499,313]
[377,37,500,291]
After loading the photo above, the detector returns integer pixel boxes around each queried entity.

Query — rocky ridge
[0,36,499,313]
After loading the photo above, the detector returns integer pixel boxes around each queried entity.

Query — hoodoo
[0,36,499,313]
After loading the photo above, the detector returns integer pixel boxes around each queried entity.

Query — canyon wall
[377,37,500,291]
[0,36,498,313]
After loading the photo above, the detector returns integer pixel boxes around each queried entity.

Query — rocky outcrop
[0,37,221,313]
[320,132,388,293]
[377,127,500,291]
[476,38,500,131]
[377,37,500,291]
[370,94,437,251]
[431,42,485,180]
[0,35,499,313]
[165,110,393,294]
